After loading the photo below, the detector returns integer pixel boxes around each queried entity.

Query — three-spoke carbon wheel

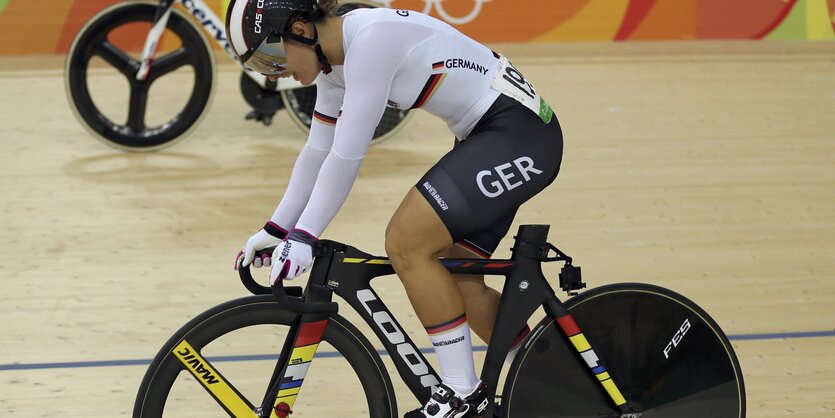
[504,283,745,418]
[133,295,397,418]
[65,2,215,151]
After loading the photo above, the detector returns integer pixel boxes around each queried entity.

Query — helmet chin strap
[283,23,333,74]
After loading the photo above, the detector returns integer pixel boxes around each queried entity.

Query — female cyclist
[228,1,563,416]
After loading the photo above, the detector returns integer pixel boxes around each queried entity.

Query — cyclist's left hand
[270,229,318,283]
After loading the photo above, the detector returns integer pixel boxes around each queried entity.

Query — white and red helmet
[225,0,324,75]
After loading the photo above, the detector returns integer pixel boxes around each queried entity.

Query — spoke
[127,83,150,132]
[171,340,259,417]
[93,40,139,76]
[149,48,192,79]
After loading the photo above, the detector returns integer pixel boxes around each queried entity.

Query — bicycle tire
[503,283,745,418]
[279,1,412,146]
[281,87,412,146]
[64,2,216,152]
[133,295,397,417]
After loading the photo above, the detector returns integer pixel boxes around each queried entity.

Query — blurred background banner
[0,0,833,56]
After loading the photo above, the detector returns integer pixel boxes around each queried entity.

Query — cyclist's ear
[289,21,311,38]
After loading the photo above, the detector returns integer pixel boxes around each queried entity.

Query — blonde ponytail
[317,0,340,16]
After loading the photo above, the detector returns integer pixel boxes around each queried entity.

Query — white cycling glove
[270,229,319,283]
[235,221,288,270]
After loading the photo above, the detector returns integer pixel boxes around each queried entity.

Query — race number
[490,55,553,124]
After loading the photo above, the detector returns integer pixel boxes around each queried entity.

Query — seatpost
[480,225,555,417]
[511,224,551,260]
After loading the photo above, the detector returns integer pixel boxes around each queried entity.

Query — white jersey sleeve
[269,75,344,230]
[294,22,434,237]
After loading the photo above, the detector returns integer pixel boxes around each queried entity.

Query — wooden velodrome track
[1,40,833,417]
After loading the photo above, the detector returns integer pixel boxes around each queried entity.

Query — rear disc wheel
[503,283,745,417]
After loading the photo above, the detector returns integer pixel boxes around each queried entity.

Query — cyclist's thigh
[417,95,563,244]
[454,210,516,259]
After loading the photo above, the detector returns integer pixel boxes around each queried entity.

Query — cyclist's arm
[269,76,345,230]
[294,23,431,237]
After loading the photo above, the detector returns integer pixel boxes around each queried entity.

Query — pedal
[245,110,275,126]
[240,71,284,127]
[559,264,585,296]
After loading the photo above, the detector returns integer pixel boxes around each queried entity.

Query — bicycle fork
[136,0,176,81]
[258,317,330,418]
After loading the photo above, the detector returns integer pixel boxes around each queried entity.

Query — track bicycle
[133,225,746,417]
[64,0,411,152]
[134,224,745,417]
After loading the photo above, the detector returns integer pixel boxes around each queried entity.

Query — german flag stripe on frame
[411,73,447,109]
[289,344,319,364]
[601,379,627,405]
[556,314,581,336]
[556,314,627,406]
[295,320,327,347]
[313,111,338,125]
[268,320,329,417]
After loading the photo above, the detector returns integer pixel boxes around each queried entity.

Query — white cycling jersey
[271,8,503,238]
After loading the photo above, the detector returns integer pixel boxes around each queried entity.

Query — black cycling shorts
[417,94,563,258]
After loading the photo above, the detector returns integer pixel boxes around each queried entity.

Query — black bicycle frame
[242,224,634,417]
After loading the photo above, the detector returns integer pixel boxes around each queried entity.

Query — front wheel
[503,283,745,418]
[133,295,397,417]
[64,2,215,151]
